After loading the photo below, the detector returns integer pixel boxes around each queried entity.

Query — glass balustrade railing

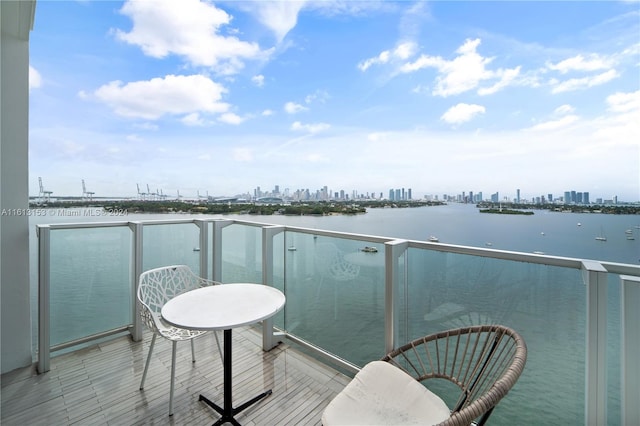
[47,224,132,348]
[407,247,586,424]
[142,222,201,274]
[35,218,639,425]
[281,233,387,366]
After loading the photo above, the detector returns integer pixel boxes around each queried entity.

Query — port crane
[81,179,95,201]
[38,177,53,204]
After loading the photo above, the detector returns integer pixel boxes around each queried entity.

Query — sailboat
[595,227,607,242]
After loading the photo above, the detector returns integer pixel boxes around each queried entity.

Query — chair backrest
[137,265,212,332]
[382,325,527,426]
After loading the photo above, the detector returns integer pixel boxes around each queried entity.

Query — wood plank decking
[1,326,351,425]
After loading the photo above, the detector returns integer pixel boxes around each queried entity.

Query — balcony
[2,217,639,425]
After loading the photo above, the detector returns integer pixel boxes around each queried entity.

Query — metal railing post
[129,222,143,342]
[621,275,640,426]
[262,225,285,351]
[211,219,232,282]
[582,260,608,426]
[195,220,209,279]
[384,239,408,355]
[37,225,51,373]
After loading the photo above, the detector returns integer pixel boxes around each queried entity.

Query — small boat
[533,251,545,255]
[428,236,439,243]
[540,232,545,236]
[627,236,635,240]
[485,242,492,247]
[288,246,297,251]
[193,247,200,252]
[595,236,607,242]
[577,223,582,226]
[361,246,378,253]
[625,229,633,234]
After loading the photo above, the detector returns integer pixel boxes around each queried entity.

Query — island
[479,208,534,215]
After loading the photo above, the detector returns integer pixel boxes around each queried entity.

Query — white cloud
[262,109,275,116]
[29,65,42,91]
[358,42,418,71]
[551,69,619,93]
[91,74,229,120]
[233,147,253,162]
[554,104,575,115]
[218,112,244,125]
[547,54,614,74]
[291,121,330,133]
[114,0,268,74]
[527,115,580,131]
[305,153,329,163]
[305,89,330,104]
[134,122,159,131]
[477,66,521,96]
[182,112,206,126]
[367,132,389,141]
[252,74,265,87]
[441,103,486,124]
[251,1,307,42]
[400,38,519,97]
[284,101,308,114]
[606,90,639,113]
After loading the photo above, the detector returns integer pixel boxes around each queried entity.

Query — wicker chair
[322,325,527,425]
[137,265,223,416]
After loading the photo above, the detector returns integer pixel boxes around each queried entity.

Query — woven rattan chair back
[382,324,527,426]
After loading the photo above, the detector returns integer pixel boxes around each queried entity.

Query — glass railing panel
[283,233,386,366]
[142,222,200,274]
[406,247,585,425]
[220,223,262,283]
[49,226,131,346]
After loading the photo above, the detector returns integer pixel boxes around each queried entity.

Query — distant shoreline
[24,199,639,215]
[479,208,534,215]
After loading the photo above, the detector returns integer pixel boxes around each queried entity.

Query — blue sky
[28,1,639,201]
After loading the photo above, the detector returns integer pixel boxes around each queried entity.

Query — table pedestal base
[200,329,273,426]
[199,390,272,426]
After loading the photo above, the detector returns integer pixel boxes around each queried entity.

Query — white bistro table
[161,283,286,426]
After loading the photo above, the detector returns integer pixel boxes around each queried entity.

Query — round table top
[161,283,286,331]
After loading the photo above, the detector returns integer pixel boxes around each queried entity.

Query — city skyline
[28,2,639,201]
[32,177,632,205]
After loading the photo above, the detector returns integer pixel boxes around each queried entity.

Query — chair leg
[190,339,196,363]
[169,341,177,416]
[140,333,157,390]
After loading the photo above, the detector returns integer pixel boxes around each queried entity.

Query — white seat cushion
[322,361,451,425]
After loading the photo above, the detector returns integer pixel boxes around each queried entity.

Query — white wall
[1,0,36,374]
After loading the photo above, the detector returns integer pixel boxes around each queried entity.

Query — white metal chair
[322,325,527,425]
[137,265,223,416]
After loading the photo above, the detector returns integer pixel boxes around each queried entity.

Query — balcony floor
[1,327,351,425]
